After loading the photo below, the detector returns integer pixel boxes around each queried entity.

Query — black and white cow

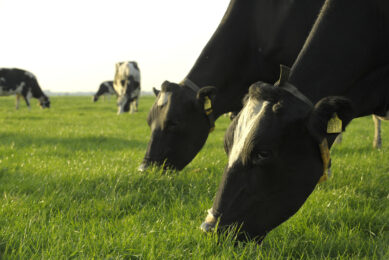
[0,68,50,109]
[140,0,326,171]
[201,0,389,242]
[93,81,116,102]
[113,61,141,114]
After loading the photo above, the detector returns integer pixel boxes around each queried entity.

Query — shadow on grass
[0,132,147,151]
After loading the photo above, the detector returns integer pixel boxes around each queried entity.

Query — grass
[0,95,388,259]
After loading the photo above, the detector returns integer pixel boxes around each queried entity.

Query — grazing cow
[113,61,141,114]
[140,0,325,171]
[201,0,389,242]
[93,81,116,102]
[0,68,50,109]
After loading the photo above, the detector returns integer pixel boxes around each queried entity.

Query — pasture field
[0,95,388,259]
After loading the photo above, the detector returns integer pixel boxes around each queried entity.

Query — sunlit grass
[0,95,388,259]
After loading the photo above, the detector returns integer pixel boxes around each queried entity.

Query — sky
[0,0,230,93]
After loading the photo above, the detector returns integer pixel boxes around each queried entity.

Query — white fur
[157,92,171,107]
[228,98,269,168]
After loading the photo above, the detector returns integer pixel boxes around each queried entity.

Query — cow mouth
[200,208,266,243]
[200,208,218,232]
[138,158,179,172]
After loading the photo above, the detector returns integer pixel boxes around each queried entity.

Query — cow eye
[253,149,272,164]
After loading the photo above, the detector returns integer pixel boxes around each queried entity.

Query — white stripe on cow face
[228,98,269,168]
[157,92,171,107]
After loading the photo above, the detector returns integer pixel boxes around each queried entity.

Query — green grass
[0,96,388,259]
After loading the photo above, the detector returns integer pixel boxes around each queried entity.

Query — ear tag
[327,113,342,133]
[204,96,212,115]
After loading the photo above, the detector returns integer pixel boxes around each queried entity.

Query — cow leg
[373,115,382,149]
[134,98,139,112]
[129,100,135,114]
[15,94,21,109]
[23,93,31,109]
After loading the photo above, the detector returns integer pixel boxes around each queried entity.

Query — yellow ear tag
[327,113,342,133]
[204,96,212,115]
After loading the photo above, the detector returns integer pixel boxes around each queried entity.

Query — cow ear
[196,86,217,103]
[307,96,354,142]
[152,87,160,96]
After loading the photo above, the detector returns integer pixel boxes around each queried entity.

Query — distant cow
[113,61,140,114]
[93,81,116,102]
[0,68,50,109]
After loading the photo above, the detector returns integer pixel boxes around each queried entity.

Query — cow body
[141,0,325,171]
[202,0,389,242]
[114,61,140,114]
[93,81,116,102]
[0,68,50,109]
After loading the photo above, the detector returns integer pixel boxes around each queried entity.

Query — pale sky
[0,0,230,93]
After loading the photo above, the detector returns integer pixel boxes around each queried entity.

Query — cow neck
[184,0,328,118]
[288,0,385,104]
[181,78,216,133]
[183,0,264,119]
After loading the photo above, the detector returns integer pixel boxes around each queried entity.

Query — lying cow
[113,61,140,114]
[0,68,50,109]
[93,81,116,102]
[201,0,389,242]
[140,0,326,171]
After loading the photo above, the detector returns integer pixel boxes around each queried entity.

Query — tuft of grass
[0,95,388,259]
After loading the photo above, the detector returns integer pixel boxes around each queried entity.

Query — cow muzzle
[200,208,218,233]
[138,161,149,172]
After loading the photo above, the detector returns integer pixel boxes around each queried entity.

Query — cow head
[139,81,216,171]
[201,81,354,242]
[39,95,50,109]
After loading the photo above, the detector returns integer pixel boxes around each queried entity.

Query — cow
[201,0,389,243]
[113,61,141,114]
[139,0,326,171]
[93,81,116,102]
[0,68,50,109]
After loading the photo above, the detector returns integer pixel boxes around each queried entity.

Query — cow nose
[200,208,217,233]
[200,221,215,233]
[138,162,149,172]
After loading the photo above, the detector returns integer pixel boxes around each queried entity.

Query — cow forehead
[228,98,269,167]
[157,91,172,107]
